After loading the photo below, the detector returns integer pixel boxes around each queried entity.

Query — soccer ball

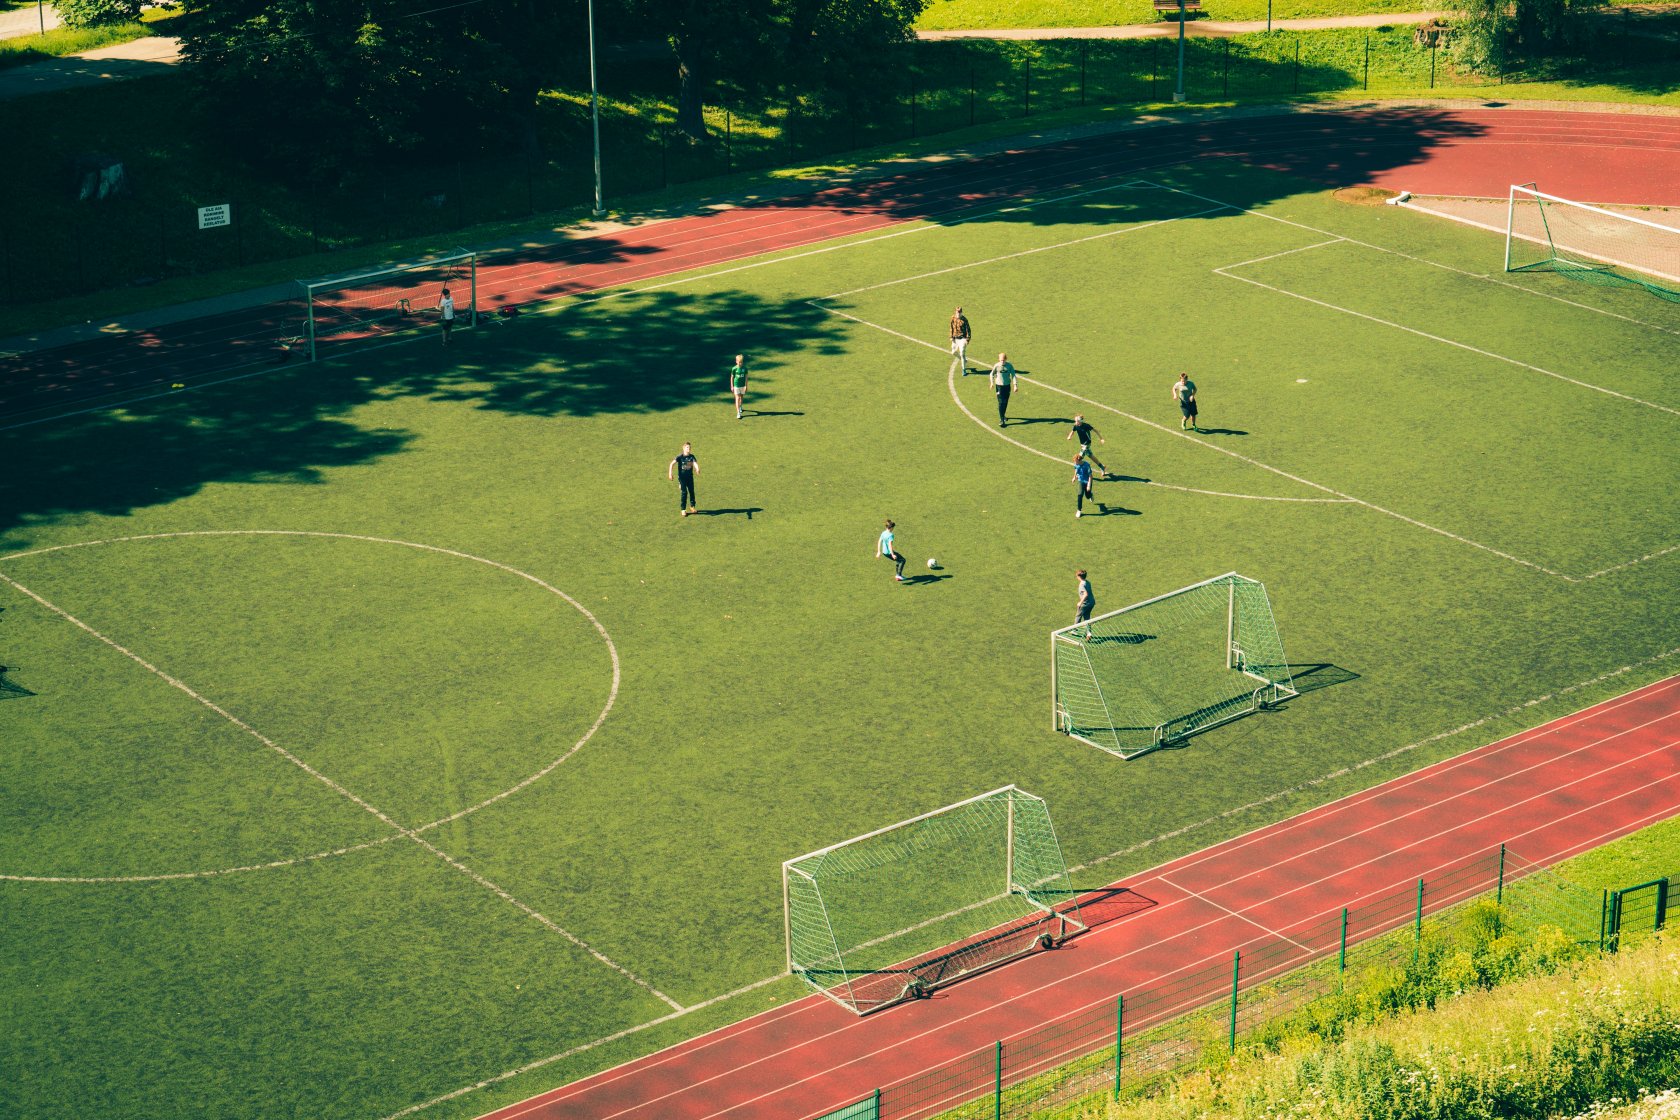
[926,558,939,570]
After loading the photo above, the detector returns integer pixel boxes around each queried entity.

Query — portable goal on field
[783,786,1085,1015]
[1052,572,1296,760]
[1505,183,1680,302]
[296,249,478,360]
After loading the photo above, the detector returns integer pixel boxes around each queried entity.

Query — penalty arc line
[812,301,1351,505]
[0,567,681,1012]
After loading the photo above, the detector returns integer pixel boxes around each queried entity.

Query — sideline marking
[814,301,1352,505]
[0,530,622,880]
[386,656,1680,1120]
[0,567,677,1009]
[1156,873,1320,954]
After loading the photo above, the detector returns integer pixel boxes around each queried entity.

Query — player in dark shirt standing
[949,307,972,376]
[1075,569,1096,634]
[669,442,699,517]
[1066,413,1108,477]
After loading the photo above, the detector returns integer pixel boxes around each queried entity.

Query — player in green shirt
[729,354,749,420]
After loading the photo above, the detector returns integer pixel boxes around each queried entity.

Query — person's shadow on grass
[692,507,763,519]
[900,573,952,586]
[742,409,804,418]
[1092,503,1141,517]
[1194,428,1247,436]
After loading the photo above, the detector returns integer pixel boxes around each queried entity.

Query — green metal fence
[10,26,1678,305]
[807,845,1647,1120]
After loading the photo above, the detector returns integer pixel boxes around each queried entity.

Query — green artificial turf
[1,157,1677,1120]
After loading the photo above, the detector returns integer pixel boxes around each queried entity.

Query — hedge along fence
[805,846,1673,1120]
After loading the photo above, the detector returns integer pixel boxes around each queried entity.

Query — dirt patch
[1334,186,1401,206]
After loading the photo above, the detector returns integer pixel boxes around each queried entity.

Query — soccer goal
[783,786,1085,1015]
[296,248,478,361]
[1505,183,1680,302]
[1052,572,1296,760]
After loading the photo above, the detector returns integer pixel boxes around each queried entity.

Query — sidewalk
[0,31,179,99]
[918,10,1447,40]
[0,3,60,38]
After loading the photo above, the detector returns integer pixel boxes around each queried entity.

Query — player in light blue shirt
[876,519,907,582]
[1073,454,1095,518]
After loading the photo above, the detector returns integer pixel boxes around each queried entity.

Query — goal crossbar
[783,785,1085,1014]
[297,248,479,361]
[1504,183,1680,299]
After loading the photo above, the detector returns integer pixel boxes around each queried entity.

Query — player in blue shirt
[1073,454,1095,518]
[876,519,907,583]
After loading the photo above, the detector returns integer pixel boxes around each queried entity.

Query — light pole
[1174,0,1187,102]
[587,0,605,217]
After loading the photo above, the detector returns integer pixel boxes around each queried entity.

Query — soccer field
[2,156,1677,1120]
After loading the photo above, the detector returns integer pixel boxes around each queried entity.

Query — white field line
[0,530,624,880]
[402,661,1680,1120]
[0,562,676,1013]
[822,298,1563,575]
[1142,178,1680,338]
[1213,263,1680,419]
[692,707,1680,1120]
[1069,649,1680,878]
[1156,873,1319,954]
[1579,541,1680,582]
[814,300,1350,505]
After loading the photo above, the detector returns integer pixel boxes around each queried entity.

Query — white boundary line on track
[0,530,626,881]
[1154,873,1319,954]
[389,658,1680,1120]
[684,706,1680,1120]
[0,568,679,1010]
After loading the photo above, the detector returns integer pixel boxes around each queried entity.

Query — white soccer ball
[927,558,939,570]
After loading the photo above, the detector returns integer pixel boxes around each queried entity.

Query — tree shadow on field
[0,286,833,547]
[380,287,846,418]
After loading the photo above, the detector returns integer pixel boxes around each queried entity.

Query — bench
[1153,0,1203,17]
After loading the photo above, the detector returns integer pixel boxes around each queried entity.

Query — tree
[1450,0,1605,71]
[58,0,142,29]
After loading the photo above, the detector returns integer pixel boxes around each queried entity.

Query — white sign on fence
[197,204,232,230]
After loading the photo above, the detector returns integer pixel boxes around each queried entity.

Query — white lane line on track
[0,563,679,1013]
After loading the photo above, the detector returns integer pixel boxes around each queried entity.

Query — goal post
[1052,572,1297,760]
[1504,183,1680,302]
[298,248,478,361]
[783,786,1086,1015]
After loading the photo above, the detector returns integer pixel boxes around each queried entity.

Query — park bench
[1153,0,1204,17]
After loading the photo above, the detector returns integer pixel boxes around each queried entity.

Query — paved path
[0,2,60,38]
[0,31,179,99]
[917,10,1447,40]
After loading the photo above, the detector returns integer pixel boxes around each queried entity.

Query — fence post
[1599,888,1609,951]
[1338,907,1349,986]
[1024,57,1032,116]
[1430,42,1437,88]
[1114,993,1124,1097]
[1363,34,1369,90]
[1080,40,1088,105]
[1658,879,1670,931]
[1228,949,1241,1050]
[1413,877,1425,963]
[1152,38,1159,99]
[873,1088,882,1118]
[1292,38,1300,94]
[726,107,733,174]
[994,1039,1004,1120]
[969,60,976,125]
[660,126,669,188]
[1223,39,1230,96]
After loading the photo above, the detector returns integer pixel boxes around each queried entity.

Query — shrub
[57,0,143,30]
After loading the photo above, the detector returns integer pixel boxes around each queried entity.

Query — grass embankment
[2,20,1674,338]
[0,6,177,70]
[1047,932,1680,1120]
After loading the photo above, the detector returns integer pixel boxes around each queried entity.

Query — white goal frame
[297,248,478,361]
[1504,183,1680,288]
[1051,571,1297,759]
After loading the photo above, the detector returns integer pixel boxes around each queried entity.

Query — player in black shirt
[1066,414,1108,478]
[669,442,699,517]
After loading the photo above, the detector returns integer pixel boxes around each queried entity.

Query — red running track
[5,105,1679,424]
[478,675,1680,1120]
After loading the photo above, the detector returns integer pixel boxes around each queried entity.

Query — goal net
[296,249,477,360]
[1505,184,1680,302]
[783,786,1085,1015]
[1052,572,1296,760]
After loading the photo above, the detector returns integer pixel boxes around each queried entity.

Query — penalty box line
[0,568,683,1013]
[812,299,1571,579]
